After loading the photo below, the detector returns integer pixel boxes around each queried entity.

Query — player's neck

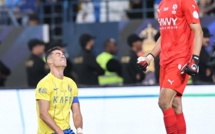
[50,67,64,79]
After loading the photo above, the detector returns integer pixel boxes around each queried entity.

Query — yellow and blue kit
[35,73,79,134]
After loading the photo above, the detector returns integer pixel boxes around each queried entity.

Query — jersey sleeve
[181,0,200,24]
[35,80,51,101]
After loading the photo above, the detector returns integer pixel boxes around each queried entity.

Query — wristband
[192,54,199,64]
[77,128,83,134]
[146,53,155,59]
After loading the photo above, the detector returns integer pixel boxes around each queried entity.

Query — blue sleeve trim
[72,97,79,103]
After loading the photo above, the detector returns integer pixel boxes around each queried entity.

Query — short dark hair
[79,33,95,48]
[45,46,61,62]
[28,38,45,51]
[104,38,116,49]
[127,34,144,47]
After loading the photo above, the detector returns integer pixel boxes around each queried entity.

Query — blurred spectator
[4,0,22,9]
[192,27,214,84]
[4,0,23,25]
[19,0,37,14]
[96,38,123,86]
[207,44,215,83]
[0,60,11,87]
[73,33,104,86]
[5,0,38,25]
[76,0,95,23]
[76,0,129,23]
[25,38,48,87]
[120,34,145,85]
[100,0,129,22]
[28,13,39,26]
[126,0,154,19]
[198,0,215,17]
[93,0,100,22]
[126,0,143,19]
[45,40,76,81]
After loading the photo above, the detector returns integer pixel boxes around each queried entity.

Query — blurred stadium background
[0,0,215,134]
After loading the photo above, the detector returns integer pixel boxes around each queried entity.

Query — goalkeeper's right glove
[137,53,154,72]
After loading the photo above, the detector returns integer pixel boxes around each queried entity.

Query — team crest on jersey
[68,85,72,92]
[172,4,178,14]
[193,11,199,19]
[38,88,47,93]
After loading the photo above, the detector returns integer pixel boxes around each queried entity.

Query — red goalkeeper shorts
[159,63,189,96]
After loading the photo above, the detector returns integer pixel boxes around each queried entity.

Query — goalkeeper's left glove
[181,55,199,76]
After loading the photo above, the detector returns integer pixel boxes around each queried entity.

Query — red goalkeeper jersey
[157,0,200,66]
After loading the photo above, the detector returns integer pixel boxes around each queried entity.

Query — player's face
[51,50,67,67]
[202,37,210,47]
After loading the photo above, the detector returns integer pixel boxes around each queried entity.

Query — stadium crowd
[22,31,215,88]
[0,0,215,88]
[0,0,215,25]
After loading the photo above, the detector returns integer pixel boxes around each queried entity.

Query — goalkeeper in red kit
[137,0,203,134]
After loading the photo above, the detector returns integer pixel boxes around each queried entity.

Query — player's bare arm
[182,23,203,75]
[71,103,83,134]
[38,99,64,134]
[190,23,203,56]
[148,36,161,60]
[137,36,161,71]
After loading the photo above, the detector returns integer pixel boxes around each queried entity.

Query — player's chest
[157,0,183,19]
[50,84,74,104]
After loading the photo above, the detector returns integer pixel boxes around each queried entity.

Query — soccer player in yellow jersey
[35,47,83,134]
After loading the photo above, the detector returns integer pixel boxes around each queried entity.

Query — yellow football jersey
[35,73,79,134]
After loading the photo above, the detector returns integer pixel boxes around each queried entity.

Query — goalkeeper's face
[49,50,67,68]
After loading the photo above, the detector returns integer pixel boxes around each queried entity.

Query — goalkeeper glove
[181,55,199,76]
[137,53,154,72]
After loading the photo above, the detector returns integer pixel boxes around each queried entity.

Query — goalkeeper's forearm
[150,37,161,57]
[190,23,203,56]
[142,37,161,62]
